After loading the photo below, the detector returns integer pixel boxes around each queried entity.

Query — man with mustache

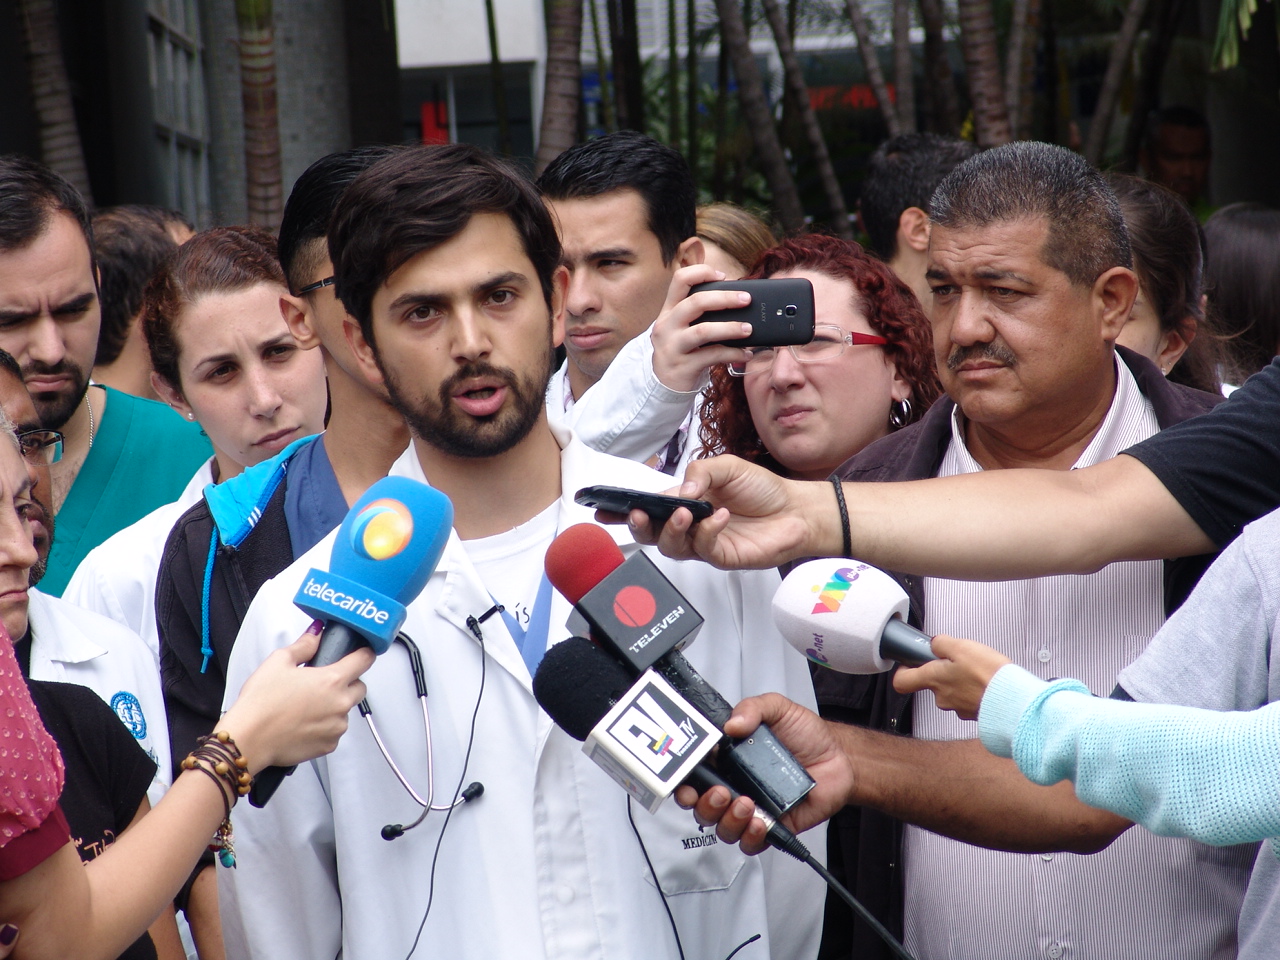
[808,142,1242,960]
[0,156,210,595]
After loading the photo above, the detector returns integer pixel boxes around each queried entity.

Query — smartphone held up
[688,277,816,347]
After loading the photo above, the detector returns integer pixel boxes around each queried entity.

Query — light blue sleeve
[979,663,1280,846]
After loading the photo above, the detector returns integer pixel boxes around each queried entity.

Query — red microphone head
[545,523,626,604]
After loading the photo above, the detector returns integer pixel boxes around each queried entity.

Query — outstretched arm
[623,452,1212,577]
[0,628,372,960]
[677,691,1128,856]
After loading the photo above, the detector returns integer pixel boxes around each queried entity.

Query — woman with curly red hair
[699,234,940,478]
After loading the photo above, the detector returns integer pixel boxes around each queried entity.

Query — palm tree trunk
[668,0,680,144]
[607,0,645,131]
[589,0,617,132]
[484,0,513,155]
[892,0,917,132]
[1004,0,1031,134]
[844,0,902,136]
[712,0,806,232]
[535,0,583,174]
[955,0,1011,146]
[1120,0,1183,169]
[712,36,729,199]
[235,0,282,230]
[918,0,961,134]
[1083,0,1152,165]
[686,0,700,179]
[17,0,93,202]
[760,0,852,238]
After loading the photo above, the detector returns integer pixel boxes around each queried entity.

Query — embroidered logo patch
[110,691,147,740]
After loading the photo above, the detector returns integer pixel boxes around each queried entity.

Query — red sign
[809,84,896,112]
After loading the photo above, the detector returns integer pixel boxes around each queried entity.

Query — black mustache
[946,343,1018,371]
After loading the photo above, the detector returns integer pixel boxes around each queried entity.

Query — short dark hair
[278,145,401,294]
[929,141,1131,287]
[329,144,562,345]
[860,133,978,261]
[0,154,94,264]
[92,206,180,366]
[536,131,695,263]
[143,226,286,394]
[1144,105,1210,151]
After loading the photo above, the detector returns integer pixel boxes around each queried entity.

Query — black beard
[23,360,89,430]
[381,349,554,460]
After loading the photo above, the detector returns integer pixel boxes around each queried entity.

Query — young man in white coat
[219,144,823,960]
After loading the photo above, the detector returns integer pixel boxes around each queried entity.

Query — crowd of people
[0,111,1276,960]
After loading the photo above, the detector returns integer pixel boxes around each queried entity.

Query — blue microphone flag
[294,476,453,653]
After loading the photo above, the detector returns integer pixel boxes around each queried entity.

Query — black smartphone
[688,277,816,347]
[575,485,715,524]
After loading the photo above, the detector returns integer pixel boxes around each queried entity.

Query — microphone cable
[766,821,917,960]
[399,608,495,960]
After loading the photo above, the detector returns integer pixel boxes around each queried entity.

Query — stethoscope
[366,633,484,841]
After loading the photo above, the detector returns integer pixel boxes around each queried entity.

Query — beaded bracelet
[181,731,252,868]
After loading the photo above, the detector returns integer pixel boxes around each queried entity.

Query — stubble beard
[24,360,90,431]
[381,347,555,460]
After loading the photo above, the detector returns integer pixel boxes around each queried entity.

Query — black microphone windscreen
[533,637,635,740]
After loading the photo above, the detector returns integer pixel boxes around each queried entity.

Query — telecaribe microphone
[249,476,454,807]
[772,559,937,674]
[545,523,813,818]
[532,637,809,859]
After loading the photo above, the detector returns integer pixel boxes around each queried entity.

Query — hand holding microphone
[249,476,453,807]
[532,637,918,960]
[892,634,1014,720]
[545,524,814,818]
[772,559,937,673]
[532,637,811,862]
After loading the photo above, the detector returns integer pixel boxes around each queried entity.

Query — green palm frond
[1212,0,1264,70]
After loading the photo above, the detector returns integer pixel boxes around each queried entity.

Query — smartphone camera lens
[785,304,798,317]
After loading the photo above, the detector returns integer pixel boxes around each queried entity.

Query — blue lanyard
[499,573,554,677]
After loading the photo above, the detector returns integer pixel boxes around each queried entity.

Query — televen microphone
[545,524,813,818]
[249,476,454,807]
[773,559,937,674]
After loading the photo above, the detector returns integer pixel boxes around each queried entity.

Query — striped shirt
[905,355,1256,960]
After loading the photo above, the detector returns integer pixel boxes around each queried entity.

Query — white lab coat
[547,327,707,475]
[28,589,171,804]
[63,459,215,661]
[220,429,823,960]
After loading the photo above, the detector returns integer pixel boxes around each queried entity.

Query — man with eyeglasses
[779,142,1245,960]
[0,348,169,806]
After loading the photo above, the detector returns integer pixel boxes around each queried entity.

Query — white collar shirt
[904,353,1254,959]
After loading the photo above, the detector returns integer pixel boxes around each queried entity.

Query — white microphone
[772,559,937,673]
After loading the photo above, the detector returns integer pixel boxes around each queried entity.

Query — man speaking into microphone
[217,145,822,960]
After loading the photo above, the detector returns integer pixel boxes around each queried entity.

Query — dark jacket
[156,439,310,780]
[814,346,1224,960]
